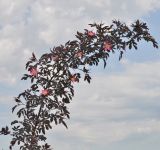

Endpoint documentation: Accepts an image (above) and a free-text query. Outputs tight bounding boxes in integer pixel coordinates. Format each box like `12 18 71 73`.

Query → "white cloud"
0 67 16 85
135 0 160 12
64 120 160 144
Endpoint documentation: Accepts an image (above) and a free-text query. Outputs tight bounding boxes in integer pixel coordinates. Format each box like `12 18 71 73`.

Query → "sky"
0 0 160 149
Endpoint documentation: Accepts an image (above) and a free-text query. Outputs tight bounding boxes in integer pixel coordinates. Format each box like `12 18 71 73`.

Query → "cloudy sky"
0 0 160 149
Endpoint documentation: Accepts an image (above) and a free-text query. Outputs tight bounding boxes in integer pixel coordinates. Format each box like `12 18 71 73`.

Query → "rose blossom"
41 89 49 96
103 41 112 51
87 31 95 37
30 68 38 77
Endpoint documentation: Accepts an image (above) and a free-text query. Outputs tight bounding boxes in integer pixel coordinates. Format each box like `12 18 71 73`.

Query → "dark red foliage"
0 20 158 149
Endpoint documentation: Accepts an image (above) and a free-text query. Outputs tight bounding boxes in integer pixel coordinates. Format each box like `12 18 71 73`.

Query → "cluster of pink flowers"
103 41 112 51
29 36 112 99
29 68 50 96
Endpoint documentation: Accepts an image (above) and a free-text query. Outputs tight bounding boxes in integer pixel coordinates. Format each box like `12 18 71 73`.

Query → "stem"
31 104 43 136
31 74 55 144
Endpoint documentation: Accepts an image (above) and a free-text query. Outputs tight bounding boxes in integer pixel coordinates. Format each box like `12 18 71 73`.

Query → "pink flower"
87 31 95 37
41 89 49 96
30 68 38 77
75 51 83 58
103 41 112 51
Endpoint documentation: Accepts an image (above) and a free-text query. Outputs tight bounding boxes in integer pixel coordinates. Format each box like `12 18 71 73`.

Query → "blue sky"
0 0 160 149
